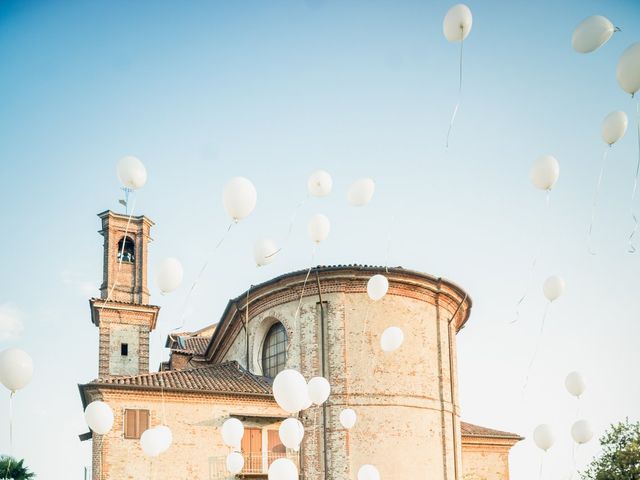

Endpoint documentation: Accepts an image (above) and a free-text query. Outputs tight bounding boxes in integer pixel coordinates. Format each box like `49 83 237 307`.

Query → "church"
78 210 522 480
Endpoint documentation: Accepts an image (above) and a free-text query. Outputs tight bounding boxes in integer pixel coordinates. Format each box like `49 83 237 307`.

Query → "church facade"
78 210 521 480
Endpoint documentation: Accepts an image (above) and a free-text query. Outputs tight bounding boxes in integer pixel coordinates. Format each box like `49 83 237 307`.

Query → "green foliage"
0 456 35 480
581 419 640 480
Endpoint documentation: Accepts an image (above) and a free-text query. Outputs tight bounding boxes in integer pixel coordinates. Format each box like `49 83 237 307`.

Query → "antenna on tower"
119 187 133 215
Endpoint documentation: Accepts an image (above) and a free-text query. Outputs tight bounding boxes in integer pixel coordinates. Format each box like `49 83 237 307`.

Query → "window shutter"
124 410 136 439
138 410 149 437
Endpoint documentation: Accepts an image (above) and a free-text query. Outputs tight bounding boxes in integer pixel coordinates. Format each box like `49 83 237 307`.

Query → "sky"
0 0 639 478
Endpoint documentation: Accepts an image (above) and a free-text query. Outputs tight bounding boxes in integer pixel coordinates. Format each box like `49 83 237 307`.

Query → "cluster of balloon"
221 418 245 474
154 257 184 295
221 417 244 449
84 401 114 435
307 376 331 405
254 238 279 267
367 274 389 301
530 155 560 194
380 326 404 353
339 408 357 429
116 156 148 191
565 371 586 400
273 369 311 414
358 464 381 480
533 423 555 454
615 43 640 251
588 111 630 253
572 16 618 54
0 348 33 395
308 214 331 245
226 451 244 475
542 275 565 304
571 419 594 445
347 178 375 207
223 176 258 223
308 170 333 197
443 3 472 148
268 457 298 480
279 418 305 451
140 425 173 457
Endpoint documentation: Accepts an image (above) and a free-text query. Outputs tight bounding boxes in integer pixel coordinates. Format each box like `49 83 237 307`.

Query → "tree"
0 456 35 480
581 418 640 480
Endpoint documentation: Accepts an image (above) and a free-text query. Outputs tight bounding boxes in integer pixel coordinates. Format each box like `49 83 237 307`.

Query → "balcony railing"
209 451 299 479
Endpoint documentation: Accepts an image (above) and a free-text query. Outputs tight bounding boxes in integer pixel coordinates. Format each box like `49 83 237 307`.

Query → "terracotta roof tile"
90 361 272 396
461 422 522 439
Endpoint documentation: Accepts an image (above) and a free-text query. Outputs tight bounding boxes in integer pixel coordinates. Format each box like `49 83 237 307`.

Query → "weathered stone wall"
89 389 283 480
461 440 513 480
219 273 465 480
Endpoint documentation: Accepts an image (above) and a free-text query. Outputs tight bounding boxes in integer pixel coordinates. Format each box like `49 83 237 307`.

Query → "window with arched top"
262 323 287 378
117 236 135 263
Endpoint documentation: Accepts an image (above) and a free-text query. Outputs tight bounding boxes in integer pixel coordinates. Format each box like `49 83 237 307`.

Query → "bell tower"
90 210 159 378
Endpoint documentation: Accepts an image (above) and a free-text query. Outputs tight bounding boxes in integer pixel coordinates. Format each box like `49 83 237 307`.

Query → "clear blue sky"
1 0 639 478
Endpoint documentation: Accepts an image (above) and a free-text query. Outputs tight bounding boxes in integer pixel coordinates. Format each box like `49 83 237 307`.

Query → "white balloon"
0 348 33 393
268 458 298 480
279 418 305 451
443 4 473 42
254 239 279 267
602 111 628 145
307 214 331 244
117 156 147 190
154 257 184 294
543 275 565 302
140 427 164 457
617 42 640 96
358 464 380 480
367 274 389 301
226 451 245 474
347 178 375 207
307 377 331 405
155 425 173 453
273 369 309 414
84 401 114 435
308 170 333 197
221 418 244 449
339 408 357 429
565 371 586 398
533 424 555 452
223 177 257 221
530 155 560 191
571 420 594 445
572 16 615 54
380 326 404 352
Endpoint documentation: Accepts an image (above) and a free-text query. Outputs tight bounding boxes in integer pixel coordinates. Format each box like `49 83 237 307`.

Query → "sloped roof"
84 361 272 396
169 336 211 355
461 422 523 440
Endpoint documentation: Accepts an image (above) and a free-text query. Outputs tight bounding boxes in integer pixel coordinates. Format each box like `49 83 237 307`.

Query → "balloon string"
445 29 464 149
512 192 552 324
171 221 235 332
522 302 550 393
384 215 395 274
265 195 309 259
587 146 612 255
288 245 317 356
538 454 545 480
99 196 137 316
9 391 13 454
628 100 640 253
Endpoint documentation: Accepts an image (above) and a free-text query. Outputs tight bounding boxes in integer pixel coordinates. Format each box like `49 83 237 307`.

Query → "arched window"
262 323 287 378
117 236 135 263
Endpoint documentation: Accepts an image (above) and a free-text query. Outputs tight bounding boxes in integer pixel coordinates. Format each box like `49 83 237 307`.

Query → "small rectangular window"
121 343 128 356
124 409 149 439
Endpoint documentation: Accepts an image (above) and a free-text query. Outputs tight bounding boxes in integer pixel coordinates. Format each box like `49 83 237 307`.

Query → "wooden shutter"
124 409 150 439
241 428 262 473
268 429 285 466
